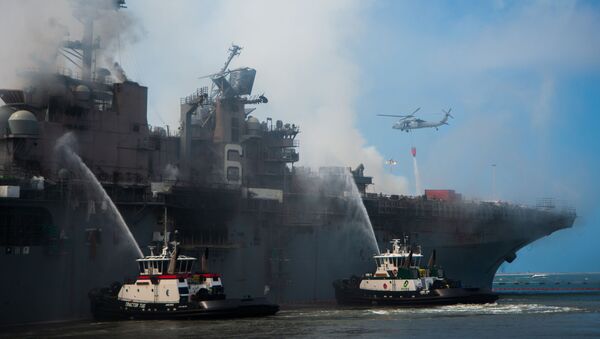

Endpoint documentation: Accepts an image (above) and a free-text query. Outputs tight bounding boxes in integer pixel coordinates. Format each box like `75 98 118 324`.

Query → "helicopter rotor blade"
377 114 412 118
411 107 421 115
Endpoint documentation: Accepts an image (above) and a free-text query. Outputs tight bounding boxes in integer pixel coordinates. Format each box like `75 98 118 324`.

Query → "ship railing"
369 193 576 220
181 87 209 105
533 197 576 216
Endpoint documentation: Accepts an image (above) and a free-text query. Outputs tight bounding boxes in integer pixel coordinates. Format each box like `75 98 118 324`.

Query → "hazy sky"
351 0 600 272
2 0 599 272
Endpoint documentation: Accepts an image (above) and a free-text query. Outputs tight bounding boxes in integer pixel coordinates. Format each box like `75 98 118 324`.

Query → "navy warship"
0 1 575 325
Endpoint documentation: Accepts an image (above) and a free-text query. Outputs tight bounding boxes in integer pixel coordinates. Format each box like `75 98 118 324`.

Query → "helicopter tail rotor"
443 108 454 119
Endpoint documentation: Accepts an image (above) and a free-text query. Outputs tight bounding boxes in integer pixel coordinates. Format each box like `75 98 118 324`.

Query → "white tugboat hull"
89 290 278 320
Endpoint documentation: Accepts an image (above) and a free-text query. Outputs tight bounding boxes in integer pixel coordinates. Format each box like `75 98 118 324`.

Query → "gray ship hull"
0 183 574 325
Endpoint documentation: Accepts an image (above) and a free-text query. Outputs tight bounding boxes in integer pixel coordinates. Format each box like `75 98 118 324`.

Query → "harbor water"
3 294 600 338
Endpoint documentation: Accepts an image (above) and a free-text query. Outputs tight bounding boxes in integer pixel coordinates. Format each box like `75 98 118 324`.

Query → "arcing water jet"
345 168 380 255
55 132 143 258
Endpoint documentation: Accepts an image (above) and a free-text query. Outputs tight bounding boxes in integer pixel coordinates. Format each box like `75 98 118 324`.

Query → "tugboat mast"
164 206 168 250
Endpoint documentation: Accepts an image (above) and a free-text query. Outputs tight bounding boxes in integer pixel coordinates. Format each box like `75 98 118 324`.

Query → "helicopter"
378 108 454 132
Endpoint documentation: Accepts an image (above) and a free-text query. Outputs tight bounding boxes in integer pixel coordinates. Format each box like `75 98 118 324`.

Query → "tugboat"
333 238 498 306
88 219 279 320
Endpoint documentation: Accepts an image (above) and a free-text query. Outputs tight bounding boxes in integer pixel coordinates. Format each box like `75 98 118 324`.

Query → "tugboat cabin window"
138 259 169 275
176 259 194 273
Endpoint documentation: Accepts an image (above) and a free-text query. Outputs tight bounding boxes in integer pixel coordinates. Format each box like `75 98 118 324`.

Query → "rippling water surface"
4 295 600 338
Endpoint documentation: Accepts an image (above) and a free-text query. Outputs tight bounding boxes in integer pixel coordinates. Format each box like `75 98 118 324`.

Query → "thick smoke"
0 0 143 89
127 0 410 194
0 1 71 87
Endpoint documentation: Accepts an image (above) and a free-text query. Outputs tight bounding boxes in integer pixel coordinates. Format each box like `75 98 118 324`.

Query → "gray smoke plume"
0 0 143 89
126 0 410 194
112 61 128 82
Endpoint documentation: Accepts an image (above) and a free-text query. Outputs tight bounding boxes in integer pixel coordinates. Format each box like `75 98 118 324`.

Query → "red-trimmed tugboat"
88 233 279 320
333 238 498 306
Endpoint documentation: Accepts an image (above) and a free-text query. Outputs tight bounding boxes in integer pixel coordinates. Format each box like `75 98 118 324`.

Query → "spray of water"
413 156 422 195
55 132 143 258
345 169 380 255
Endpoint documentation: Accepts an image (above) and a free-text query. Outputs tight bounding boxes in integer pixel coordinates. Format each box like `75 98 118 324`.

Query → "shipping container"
424 189 459 202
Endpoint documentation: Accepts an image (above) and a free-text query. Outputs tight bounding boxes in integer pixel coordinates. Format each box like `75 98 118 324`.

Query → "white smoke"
0 0 411 194
126 0 409 194
0 1 72 87
0 0 142 89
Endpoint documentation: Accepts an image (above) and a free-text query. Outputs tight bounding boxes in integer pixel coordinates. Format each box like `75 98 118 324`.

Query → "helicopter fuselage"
392 113 451 132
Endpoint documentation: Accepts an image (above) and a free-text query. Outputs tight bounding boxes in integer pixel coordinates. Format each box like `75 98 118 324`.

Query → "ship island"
0 1 576 325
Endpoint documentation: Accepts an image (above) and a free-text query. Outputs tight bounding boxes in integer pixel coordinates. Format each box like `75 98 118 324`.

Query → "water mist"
275 167 381 301
413 156 422 195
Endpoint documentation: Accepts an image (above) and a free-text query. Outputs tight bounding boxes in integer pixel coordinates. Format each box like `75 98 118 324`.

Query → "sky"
351 0 600 272
122 0 600 273
2 0 599 272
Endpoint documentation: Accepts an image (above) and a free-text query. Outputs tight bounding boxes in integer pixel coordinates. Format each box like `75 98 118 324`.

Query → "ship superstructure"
0 2 575 325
